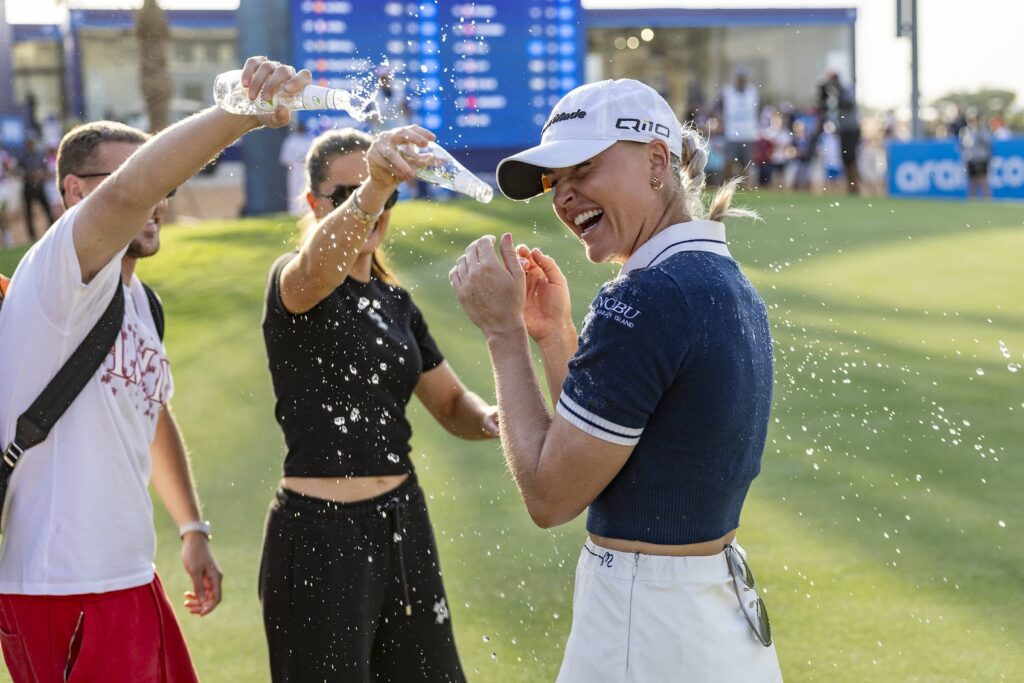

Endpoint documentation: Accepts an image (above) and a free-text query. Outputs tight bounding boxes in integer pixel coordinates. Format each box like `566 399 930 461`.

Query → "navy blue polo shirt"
556 220 773 545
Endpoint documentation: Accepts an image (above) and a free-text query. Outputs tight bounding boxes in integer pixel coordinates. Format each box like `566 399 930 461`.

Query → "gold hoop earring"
650 177 664 191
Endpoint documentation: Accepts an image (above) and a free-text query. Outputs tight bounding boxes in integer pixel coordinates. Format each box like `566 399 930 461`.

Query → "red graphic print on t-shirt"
102 321 171 418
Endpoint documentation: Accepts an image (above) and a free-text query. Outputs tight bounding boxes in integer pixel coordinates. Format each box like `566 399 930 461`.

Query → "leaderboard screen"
291 0 585 150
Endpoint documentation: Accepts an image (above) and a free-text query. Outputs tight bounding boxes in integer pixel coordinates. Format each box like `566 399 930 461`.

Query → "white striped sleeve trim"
556 394 643 447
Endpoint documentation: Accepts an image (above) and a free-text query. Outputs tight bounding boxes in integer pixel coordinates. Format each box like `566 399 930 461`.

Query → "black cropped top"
262 253 444 477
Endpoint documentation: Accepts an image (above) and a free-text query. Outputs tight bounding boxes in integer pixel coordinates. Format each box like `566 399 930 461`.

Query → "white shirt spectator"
0 205 173 594
279 130 313 217
721 84 759 143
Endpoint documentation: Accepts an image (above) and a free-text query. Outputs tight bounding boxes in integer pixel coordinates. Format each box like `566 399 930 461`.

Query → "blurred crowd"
687 67 1019 199
687 68 888 196
0 133 65 251
3 69 1021 251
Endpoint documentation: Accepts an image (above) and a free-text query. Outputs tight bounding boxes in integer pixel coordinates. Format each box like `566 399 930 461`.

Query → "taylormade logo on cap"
542 108 587 133
540 79 681 152
496 79 683 200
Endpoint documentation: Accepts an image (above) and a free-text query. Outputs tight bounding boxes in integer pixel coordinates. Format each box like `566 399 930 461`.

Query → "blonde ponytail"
672 124 760 223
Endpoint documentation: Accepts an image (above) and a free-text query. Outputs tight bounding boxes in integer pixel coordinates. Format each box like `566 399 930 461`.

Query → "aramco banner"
888 140 967 199
990 138 1024 200
888 138 1024 201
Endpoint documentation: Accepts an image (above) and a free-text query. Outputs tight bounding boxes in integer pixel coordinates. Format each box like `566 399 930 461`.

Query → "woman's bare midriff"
589 528 737 557
282 474 410 503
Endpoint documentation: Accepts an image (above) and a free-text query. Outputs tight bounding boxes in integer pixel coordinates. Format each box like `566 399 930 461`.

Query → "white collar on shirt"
618 220 732 278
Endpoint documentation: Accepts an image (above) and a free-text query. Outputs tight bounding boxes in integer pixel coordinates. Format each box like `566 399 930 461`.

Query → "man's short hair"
56 121 149 203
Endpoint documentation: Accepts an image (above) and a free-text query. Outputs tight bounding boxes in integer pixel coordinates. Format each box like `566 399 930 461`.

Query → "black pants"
21 182 54 241
258 474 466 683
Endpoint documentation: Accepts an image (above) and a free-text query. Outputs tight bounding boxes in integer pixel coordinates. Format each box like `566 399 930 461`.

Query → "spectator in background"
23 93 41 138
16 136 55 241
42 112 63 150
787 118 813 192
752 124 774 189
815 71 861 194
685 76 705 125
882 109 898 141
960 108 992 198
765 111 793 190
817 121 844 193
716 66 759 182
0 147 15 248
990 116 1012 141
43 144 64 222
704 116 726 187
279 119 314 216
946 105 967 140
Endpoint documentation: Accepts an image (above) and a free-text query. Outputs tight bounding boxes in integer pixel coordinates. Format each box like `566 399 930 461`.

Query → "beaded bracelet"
348 189 383 225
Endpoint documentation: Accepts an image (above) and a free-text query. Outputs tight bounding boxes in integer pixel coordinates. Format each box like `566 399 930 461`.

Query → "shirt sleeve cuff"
556 394 643 447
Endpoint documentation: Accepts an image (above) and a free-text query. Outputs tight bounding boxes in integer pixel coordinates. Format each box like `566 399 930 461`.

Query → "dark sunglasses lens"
384 190 399 210
329 186 357 208
728 548 755 588
756 599 772 645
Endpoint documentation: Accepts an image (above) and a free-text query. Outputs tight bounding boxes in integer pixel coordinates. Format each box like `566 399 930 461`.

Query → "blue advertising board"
887 140 967 200
0 115 25 149
990 138 1024 200
290 0 584 151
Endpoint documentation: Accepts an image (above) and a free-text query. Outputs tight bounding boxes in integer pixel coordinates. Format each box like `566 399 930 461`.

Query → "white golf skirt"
556 540 783 683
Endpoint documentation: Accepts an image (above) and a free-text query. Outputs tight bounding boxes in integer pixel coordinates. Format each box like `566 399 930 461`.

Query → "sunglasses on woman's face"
314 184 399 211
724 544 772 647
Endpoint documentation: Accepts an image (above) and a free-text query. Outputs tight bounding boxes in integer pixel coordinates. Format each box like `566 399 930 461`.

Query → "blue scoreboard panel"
291 0 584 151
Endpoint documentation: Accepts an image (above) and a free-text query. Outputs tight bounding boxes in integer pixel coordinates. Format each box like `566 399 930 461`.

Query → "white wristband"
179 520 212 540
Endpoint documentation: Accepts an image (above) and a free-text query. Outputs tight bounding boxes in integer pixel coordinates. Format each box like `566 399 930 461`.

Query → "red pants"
0 574 198 683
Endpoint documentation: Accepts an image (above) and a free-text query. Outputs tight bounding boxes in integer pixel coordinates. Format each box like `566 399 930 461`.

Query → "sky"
5 0 1021 112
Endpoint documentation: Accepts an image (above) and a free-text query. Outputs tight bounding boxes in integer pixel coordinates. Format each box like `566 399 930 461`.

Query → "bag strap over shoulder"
141 280 164 341
1 280 125 525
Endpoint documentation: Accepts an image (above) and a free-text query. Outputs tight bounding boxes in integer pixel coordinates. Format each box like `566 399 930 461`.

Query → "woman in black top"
259 126 497 682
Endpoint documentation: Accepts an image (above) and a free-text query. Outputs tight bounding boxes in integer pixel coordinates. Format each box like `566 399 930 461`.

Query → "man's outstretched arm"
73 57 309 281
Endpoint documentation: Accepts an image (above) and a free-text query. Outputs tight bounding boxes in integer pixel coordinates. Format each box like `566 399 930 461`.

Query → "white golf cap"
496 79 682 201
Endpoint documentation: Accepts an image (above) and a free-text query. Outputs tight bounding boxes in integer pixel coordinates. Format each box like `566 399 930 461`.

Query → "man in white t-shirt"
716 66 760 181
0 56 310 682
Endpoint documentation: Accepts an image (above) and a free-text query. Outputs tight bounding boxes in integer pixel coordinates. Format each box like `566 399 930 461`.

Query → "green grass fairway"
1 192 1021 682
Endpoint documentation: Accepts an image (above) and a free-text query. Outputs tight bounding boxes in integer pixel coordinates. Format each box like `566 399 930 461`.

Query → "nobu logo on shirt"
615 117 671 139
593 295 641 328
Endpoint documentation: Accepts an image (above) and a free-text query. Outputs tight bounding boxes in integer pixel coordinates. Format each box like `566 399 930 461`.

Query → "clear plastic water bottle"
397 142 493 204
213 69 380 122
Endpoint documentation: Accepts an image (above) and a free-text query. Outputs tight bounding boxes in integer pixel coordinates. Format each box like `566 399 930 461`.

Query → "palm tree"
57 0 171 132
133 0 172 132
